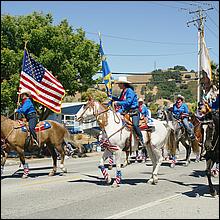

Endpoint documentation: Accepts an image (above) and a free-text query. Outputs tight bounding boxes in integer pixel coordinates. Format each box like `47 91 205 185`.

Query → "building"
47 102 99 134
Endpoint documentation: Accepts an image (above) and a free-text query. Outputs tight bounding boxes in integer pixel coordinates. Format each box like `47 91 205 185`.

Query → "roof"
61 102 86 108
61 104 83 115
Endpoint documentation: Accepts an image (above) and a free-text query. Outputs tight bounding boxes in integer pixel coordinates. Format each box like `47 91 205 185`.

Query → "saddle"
123 114 149 130
16 120 51 152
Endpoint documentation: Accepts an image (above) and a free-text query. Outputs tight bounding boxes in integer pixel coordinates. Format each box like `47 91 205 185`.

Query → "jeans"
132 112 143 143
182 117 195 138
27 113 38 141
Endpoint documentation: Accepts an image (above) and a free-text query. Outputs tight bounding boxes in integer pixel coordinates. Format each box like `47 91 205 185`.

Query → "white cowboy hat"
116 76 132 84
138 98 144 102
17 88 31 96
177 94 184 100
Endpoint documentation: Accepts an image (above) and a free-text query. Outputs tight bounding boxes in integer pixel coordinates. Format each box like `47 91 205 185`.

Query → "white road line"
105 194 181 219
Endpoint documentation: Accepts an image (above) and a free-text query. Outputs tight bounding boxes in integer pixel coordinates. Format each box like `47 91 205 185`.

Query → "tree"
1 12 101 119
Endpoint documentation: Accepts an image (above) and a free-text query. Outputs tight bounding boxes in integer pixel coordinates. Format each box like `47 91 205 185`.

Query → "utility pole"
187 6 213 103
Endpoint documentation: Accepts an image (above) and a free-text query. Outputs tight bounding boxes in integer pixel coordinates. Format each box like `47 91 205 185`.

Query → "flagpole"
197 29 201 104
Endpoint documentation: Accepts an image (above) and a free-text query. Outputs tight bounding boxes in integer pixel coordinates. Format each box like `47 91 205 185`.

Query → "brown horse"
189 113 206 160
1 115 73 178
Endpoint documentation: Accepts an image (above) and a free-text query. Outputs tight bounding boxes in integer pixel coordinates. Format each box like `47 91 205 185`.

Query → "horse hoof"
148 178 154 184
184 161 190 167
210 190 217 197
170 163 175 168
22 174 28 179
62 167 67 173
48 171 56 176
111 182 120 188
107 177 112 184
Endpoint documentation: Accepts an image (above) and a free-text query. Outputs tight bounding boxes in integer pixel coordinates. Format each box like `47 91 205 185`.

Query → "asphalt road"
1 147 219 219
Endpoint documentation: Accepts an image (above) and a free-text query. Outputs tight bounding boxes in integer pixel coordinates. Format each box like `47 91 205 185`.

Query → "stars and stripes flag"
18 49 65 113
99 40 113 98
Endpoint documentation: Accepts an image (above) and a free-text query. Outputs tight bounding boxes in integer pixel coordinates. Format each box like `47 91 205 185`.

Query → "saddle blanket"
18 121 51 132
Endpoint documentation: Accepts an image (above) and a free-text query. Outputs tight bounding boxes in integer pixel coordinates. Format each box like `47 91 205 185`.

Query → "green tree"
1 12 101 119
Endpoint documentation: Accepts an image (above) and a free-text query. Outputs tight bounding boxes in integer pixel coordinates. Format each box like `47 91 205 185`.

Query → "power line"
204 23 219 38
206 14 219 29
105 51 197 57
85 31 196 45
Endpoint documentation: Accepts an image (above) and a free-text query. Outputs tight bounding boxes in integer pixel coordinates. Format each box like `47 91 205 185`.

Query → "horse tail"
191 140 200 154
63 129 85 154
166 128 176 156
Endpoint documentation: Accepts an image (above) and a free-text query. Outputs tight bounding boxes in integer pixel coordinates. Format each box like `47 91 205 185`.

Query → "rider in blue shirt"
112 77 144 147
170 94 195 141
16 88 39 147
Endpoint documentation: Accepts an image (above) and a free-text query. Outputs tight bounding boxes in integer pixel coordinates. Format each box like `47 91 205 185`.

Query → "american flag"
18 49 65 113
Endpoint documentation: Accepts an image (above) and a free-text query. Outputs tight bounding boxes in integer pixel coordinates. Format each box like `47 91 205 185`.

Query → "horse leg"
146 145 157 184
108 154 113 170
181 139 191 166
47 145 58 176
1 150 8 176
112 149 122 188
150 147 163 184
206 159 217 197
17 151 29 178
98 149 112 184
56 143 67 173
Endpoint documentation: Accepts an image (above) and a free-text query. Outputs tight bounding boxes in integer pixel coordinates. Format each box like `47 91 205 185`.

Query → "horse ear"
88 95 94 102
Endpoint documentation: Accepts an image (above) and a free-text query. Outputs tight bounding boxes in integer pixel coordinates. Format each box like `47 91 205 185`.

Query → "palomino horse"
1 115 72 178
163 109 200 167
77 99 173 187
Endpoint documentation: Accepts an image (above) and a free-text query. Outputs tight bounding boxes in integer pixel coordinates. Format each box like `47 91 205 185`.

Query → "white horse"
77 99 173 187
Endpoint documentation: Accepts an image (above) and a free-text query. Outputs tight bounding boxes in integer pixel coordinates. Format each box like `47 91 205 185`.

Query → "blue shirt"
172 102 189 118
139 104 150 117
112 88 138 113
210 95 219 111
16 98 36 116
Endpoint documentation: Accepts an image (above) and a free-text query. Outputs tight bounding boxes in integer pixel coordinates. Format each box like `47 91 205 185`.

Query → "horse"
1 115 74 178
163 109 200 167
202 111 219 196
77 99 174 187
189 113 206 159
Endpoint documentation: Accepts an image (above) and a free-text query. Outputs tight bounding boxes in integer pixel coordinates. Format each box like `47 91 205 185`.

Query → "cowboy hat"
17 88 31 96
138 98 144 102
177 94 184 100
116 76 132 84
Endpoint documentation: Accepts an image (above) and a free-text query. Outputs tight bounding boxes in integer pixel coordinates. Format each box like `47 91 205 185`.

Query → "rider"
112 76 144 148
138 98 153 126
170 94 195 141
15 88 39 147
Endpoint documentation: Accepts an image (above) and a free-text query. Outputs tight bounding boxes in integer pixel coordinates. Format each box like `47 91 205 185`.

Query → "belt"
27 112 36 117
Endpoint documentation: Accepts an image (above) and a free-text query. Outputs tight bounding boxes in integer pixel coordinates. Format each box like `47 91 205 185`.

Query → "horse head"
76 99 107 124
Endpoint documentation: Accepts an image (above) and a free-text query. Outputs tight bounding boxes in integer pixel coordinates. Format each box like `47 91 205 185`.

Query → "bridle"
77 100 127 143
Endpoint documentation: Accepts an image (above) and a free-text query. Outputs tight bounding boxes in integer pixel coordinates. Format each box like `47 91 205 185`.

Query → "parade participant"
138 98 150 118
15 88 39 147
138 98 154 126
170 94 195 141
112 77 144 147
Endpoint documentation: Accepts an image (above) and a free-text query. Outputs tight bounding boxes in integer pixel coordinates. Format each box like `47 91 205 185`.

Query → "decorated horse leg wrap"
115 170 122 184
99 165 110 182
23 163 29 176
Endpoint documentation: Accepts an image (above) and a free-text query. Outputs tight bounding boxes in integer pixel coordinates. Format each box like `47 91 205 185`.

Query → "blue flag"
99 40 112 98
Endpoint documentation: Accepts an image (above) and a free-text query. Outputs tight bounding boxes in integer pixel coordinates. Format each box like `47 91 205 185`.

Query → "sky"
1 1 219 75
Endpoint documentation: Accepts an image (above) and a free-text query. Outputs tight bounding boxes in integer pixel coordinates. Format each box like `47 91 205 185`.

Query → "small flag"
99 40 112 98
